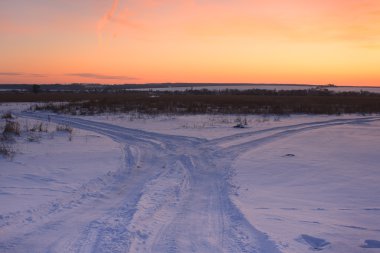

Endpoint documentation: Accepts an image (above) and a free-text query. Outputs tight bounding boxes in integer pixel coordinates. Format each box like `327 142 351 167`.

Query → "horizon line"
1 82 380 88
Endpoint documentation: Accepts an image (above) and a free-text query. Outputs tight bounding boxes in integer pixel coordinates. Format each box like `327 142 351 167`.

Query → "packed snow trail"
1 112 379 253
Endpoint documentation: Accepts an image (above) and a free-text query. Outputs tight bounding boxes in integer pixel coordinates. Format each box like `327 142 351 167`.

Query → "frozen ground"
0 105 379 253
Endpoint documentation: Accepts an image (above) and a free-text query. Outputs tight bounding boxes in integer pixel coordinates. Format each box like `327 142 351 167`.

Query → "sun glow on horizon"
0 0 379 86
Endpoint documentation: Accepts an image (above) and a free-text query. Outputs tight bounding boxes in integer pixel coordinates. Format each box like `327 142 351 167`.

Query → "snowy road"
1 112 380 253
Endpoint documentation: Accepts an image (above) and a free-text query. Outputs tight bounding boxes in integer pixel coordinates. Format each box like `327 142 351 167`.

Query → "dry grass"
1 89 380 115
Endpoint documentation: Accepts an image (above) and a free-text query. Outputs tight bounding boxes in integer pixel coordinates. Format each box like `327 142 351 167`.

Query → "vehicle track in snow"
1 112 379 253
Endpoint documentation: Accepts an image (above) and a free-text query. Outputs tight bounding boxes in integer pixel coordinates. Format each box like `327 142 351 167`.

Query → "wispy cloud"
0 72 22 76
67 73 137 80
97 0 145 43
182 1 380 49
96 0 190 41
97 0 120 37
0 72 46 77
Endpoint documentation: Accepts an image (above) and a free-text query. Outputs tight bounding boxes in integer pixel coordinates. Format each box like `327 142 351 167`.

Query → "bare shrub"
27 133 41 142
30 122 47 132
3 120 20 136
56 124 73 134
1 112 13 119
56 124 73 141
0 142 15 159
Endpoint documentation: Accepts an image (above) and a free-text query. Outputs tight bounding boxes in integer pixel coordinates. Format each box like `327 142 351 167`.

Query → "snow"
0 103 380 252
230 121 380 253
82 113 368 140
0 122 122 214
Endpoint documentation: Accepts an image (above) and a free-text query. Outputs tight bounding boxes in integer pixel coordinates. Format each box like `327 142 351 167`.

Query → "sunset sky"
0 0 379 86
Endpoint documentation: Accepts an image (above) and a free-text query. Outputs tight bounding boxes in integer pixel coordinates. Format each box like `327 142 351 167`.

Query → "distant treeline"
0 83 321 92
1 88 380 115
173 88 379 97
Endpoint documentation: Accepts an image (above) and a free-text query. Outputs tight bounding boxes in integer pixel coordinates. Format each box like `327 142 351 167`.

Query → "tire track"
206 116 380 148
4 112 379 252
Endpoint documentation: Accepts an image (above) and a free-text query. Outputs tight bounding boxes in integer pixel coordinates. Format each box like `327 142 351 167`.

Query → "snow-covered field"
1 104 379 253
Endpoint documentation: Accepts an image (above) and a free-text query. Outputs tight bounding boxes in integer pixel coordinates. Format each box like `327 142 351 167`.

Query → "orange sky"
0 0 379 86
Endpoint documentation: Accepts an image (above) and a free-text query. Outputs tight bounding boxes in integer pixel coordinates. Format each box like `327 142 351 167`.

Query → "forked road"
1 113 380 253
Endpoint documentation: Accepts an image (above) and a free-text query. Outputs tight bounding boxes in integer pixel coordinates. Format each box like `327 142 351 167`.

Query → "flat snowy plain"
0 103 379 253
